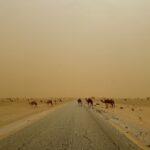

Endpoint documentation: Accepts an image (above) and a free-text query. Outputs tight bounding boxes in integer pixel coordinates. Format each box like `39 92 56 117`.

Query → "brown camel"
29 101 38 107
46 100 53 106
86 98 93 107
77 99 82 106
101 99 115 108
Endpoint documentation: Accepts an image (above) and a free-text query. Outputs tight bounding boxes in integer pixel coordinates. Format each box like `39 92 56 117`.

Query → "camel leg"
106 103 108 109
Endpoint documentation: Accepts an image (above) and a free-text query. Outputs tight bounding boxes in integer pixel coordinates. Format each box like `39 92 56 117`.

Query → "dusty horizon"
0 0 150 98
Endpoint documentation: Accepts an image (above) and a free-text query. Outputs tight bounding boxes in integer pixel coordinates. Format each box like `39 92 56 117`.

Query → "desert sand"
0 97 150 149
0 97 71 128
94 98 150 149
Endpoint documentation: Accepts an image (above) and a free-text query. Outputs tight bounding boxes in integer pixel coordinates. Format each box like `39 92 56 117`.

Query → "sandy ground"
0 98 72 138
93 98 150 149
0 102 139 150
0 97 149 149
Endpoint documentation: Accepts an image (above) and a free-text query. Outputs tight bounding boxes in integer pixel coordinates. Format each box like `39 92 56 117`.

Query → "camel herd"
4 97 115 109
77 98 115 109
28 98 63 107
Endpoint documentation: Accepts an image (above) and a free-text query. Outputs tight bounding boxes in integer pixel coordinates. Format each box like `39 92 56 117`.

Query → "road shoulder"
0 103 68 140
87 107 147 150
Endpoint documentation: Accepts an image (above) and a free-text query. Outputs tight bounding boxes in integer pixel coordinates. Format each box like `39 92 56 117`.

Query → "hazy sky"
0 0 150 98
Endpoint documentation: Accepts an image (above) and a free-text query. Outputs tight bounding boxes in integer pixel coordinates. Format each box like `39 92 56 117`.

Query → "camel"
46 100 53 106
29 101 38 107
7 98 14 102
86 98 93 107
77 99 82 106
147 97 150 100
101 99 115 108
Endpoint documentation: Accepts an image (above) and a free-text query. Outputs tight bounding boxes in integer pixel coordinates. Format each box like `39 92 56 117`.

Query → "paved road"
0 102 121 150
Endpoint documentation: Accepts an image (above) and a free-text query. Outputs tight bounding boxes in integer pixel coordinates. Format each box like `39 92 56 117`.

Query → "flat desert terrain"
0 100 141 150
0 97 149 150
94 97 150 148
0 98 71 128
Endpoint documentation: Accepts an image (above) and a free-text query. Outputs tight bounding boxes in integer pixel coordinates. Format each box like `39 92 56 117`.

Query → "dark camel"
86 98 93 107
46 100 53 106
77 99 82 106
101 99 115 108
29 101 38 107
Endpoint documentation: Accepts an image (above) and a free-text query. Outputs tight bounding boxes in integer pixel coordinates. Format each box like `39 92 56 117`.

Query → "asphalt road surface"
0 102 130 150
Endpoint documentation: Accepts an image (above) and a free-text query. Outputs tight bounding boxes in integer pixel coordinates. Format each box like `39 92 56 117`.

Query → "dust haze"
0 0 150 98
